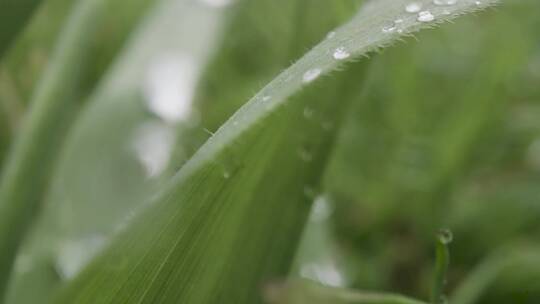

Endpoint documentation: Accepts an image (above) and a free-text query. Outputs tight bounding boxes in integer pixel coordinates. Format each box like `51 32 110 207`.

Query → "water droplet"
437 229 453 245
475 1 481 5
382 22 397 33
223 170 231 179
417 10 435 22
395 18 404 23
326 31 336 39
302 68 322 83
433 0 457 5
333 47 350 60
262 95 271 102
405 2 422 13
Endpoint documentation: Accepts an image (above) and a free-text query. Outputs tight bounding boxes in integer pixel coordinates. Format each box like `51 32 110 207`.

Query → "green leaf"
0 0 75 110
50 1 499 303
3 0 231 302
323 3 537 292
0 0 43 58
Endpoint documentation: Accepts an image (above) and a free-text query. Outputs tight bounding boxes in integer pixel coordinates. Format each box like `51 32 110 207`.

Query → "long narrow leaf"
53 1 498 303
0 0 155 299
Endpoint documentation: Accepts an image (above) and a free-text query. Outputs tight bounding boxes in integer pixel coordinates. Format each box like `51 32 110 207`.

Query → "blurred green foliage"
0 0 539 303
319 1 540 303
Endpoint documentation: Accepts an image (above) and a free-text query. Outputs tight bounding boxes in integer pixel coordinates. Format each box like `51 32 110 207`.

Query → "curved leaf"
52 0 498 303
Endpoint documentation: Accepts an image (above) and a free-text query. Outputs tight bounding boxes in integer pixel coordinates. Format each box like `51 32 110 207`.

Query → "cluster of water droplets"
381 0 480 35
254 0 489 174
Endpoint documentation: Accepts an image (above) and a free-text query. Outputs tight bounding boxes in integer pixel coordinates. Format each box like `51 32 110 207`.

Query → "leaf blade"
52 1 499 303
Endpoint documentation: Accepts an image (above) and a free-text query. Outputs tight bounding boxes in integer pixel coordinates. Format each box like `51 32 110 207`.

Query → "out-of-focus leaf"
0 0 156 299
0 0 43 58
50 1 498 303
3 0 230 302
323 2 536 294
0 1 108 297
0 111 8 165
0 0 74 109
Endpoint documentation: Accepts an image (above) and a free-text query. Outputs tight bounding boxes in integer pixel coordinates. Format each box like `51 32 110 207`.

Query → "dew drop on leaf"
382 22 397 33
302 68 322 83
437 229 454 245
417 10 435 22
333 47 350 60
326 31 336 39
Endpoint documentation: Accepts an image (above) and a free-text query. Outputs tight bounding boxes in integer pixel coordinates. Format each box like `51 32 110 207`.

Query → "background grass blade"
2 0 230 302
0 1 106 297
0 0 155 300
322 1 538 296
0 0 43 58
49 1 498 303
0 0 75 164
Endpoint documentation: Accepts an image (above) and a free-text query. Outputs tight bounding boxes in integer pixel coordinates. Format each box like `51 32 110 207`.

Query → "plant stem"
431 229 452 304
